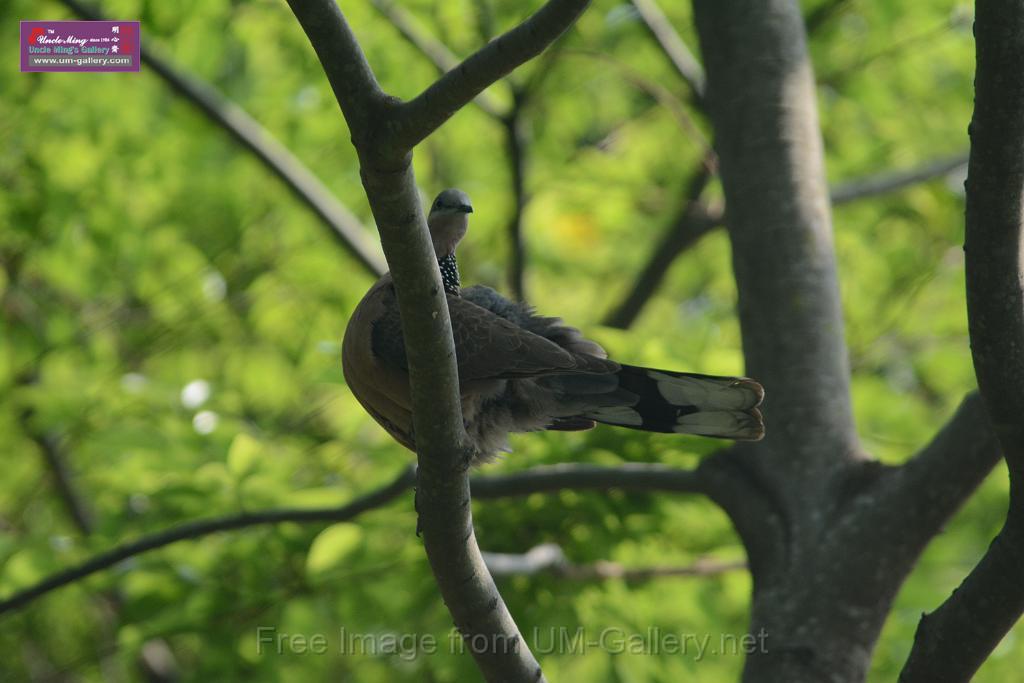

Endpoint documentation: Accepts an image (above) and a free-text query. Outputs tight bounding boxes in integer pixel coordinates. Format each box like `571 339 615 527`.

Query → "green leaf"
226 432 263 478
305 523 363 581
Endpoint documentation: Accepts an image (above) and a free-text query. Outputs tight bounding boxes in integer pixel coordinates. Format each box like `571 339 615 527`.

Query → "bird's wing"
343 276 417 448
462 285 610 359
449 294 618 380
369 283 617 382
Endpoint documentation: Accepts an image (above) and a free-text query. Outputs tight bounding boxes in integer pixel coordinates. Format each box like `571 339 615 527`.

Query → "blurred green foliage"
0 0 1018 681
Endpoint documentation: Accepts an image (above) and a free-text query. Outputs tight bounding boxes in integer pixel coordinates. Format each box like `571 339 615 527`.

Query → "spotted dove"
342 189 765 465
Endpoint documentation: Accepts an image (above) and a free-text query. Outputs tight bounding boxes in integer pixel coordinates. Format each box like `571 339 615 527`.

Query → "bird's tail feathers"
578 365 765 441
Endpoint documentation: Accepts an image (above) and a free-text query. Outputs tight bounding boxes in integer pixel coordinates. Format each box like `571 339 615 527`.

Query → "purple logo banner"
21 20 140 73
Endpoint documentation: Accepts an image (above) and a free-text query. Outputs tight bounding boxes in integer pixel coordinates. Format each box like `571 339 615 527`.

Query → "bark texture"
692 2 1004 681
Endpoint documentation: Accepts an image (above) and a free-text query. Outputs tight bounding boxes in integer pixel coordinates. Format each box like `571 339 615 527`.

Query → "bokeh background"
1 0 1019 680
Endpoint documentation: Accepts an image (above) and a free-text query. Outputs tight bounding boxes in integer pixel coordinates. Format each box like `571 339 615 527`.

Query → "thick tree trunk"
691 2 1007 682
691 2 896 681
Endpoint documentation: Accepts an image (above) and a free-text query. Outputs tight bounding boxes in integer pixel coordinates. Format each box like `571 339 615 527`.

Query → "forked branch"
284 4 589 679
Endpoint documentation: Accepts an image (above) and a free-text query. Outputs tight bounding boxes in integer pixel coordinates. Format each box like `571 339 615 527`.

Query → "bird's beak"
459 204 474 214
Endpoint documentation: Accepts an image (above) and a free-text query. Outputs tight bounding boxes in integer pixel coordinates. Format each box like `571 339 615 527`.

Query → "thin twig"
24 424 94 536
601 204 719 329
483 543 745 580
602 160 718 329
629 0 706 101
472 462 705 498
17 369 179 679
0 466 416 617
503 101 530 300
0 461 705 618
502 49 566 301
830 153 968 204
603 151 968 329
804 0 855 35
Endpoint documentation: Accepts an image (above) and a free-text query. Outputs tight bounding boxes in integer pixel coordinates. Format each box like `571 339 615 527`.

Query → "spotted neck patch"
439 253 460 294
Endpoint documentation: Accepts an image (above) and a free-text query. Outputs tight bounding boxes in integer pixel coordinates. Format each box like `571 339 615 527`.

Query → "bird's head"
427 188 473 258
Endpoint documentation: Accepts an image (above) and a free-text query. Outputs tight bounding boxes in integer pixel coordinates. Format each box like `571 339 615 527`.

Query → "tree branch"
471 462 705 498
503 52 565 301
504 103 530 300
483 543 744 580
379 3 713 312
804 0 854 35
394 0 590 150
17 369 179 680
875 394 1000 549
287 3 590 678
23 424 94 537
57 0 387 278
629 0 706 101
0 466 416 618
829 153 968 205
0 462 703 618
603 148 966 329
602 204 719 329
832 394 1001 616
900 1 1024 677
367 0 562 300
603 160 718 328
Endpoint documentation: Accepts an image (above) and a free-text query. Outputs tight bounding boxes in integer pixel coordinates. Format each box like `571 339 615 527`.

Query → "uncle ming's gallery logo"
21 20 140 73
